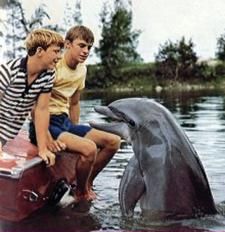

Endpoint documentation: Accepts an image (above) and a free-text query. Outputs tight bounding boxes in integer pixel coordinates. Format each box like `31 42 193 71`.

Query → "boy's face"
66 38 93 63
38 44 62 70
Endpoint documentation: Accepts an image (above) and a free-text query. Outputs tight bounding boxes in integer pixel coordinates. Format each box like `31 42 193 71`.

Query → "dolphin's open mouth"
89 105 132 141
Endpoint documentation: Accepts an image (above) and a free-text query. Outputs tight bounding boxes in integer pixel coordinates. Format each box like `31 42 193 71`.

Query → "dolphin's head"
90 98 166 143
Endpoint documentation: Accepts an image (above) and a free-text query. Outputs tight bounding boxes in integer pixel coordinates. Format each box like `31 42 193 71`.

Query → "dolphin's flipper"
119 155 145 217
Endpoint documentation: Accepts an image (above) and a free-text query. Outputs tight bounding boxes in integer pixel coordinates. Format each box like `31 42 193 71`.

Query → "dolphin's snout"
94 105 121 120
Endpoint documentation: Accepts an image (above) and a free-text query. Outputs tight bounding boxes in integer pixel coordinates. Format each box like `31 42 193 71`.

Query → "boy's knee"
82 141 97 163
106 134 121 151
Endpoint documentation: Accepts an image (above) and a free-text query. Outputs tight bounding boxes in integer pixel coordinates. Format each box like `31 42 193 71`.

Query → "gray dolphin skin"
90 98 218 220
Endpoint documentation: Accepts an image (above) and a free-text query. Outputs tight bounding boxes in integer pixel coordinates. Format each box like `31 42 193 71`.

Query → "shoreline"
85 80 225 94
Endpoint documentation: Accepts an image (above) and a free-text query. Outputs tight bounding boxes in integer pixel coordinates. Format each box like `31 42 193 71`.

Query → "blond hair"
25 28 64 56
65 25 94 44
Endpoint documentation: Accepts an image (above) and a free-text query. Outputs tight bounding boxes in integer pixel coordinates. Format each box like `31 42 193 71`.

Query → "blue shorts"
29 113 92 145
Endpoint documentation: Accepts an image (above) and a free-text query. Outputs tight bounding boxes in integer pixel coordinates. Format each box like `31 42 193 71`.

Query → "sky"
1 0 225 63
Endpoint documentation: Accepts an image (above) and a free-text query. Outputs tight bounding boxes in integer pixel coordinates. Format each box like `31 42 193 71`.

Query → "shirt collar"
19 56 28 72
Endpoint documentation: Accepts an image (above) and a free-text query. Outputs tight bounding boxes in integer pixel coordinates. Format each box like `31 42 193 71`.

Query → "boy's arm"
34 92 55 166
0 63 11 154
69 90 82 124
31 106 66 153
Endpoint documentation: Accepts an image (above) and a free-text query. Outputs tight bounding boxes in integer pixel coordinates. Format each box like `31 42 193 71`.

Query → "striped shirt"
0 56 55 142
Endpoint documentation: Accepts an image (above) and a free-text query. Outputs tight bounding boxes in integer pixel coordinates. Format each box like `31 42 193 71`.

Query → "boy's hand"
38 149 56 166
47 139 66 153
47 131 66 153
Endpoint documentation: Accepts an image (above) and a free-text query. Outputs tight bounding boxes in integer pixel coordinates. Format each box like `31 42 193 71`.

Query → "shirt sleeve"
77 66 87 91
0 63 11 95
41 70 55 93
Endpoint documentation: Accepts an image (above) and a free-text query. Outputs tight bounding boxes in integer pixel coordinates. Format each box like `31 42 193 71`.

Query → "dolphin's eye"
128 119 136 128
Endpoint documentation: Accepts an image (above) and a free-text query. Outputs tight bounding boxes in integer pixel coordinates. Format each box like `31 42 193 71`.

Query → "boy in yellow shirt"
30 26 121 202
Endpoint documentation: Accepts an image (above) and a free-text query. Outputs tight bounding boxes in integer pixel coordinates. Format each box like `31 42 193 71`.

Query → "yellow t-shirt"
49 56 87 115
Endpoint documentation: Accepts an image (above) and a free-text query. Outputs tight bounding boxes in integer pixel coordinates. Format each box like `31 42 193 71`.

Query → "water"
1 89 225 231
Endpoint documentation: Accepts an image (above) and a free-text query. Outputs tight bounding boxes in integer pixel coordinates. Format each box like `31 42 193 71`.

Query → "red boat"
0 130 78 222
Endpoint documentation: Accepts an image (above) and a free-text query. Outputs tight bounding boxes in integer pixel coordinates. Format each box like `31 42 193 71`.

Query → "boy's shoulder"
3 58 22 71
77 63 87 71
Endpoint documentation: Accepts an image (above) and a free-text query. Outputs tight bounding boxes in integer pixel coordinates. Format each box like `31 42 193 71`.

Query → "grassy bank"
86 61 225 92
99 78 225 93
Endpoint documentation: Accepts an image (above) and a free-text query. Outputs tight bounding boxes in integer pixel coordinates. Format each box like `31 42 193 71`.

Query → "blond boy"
0 29 64 165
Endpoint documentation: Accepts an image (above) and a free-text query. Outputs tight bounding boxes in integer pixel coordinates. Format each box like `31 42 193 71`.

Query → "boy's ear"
64 40 71 49
36 47 44 55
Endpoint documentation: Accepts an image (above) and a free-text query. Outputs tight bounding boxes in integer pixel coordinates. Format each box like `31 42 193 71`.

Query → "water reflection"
1 89 225 231
0 205 102 232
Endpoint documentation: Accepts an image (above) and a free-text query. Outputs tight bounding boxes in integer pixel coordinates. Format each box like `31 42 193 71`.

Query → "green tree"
4 0 50 59
0 0 9 8
154 37 198 81
95 0 142 86
63 0 82 29
216 31 225 61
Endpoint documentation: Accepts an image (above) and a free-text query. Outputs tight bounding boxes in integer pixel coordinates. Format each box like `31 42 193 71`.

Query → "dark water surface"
1 89 225 231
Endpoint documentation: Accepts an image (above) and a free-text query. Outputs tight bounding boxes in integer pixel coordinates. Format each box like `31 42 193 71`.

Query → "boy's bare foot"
74 190 94 203
88 188 97 200
72 198 92 214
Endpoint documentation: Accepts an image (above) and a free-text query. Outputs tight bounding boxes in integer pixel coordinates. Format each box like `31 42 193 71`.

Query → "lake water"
1 89 225 232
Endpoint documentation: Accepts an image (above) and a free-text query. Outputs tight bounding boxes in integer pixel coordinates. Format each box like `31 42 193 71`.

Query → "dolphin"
90 98 218 219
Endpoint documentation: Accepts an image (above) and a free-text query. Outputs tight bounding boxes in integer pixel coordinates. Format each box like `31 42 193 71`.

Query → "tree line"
1 0 225 89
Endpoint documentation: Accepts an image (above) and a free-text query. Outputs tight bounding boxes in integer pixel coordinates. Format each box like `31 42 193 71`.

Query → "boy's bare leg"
85 129 121 188
58 132 97 201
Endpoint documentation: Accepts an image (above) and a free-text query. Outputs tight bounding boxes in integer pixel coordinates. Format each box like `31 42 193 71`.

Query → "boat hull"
0 131 78 221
